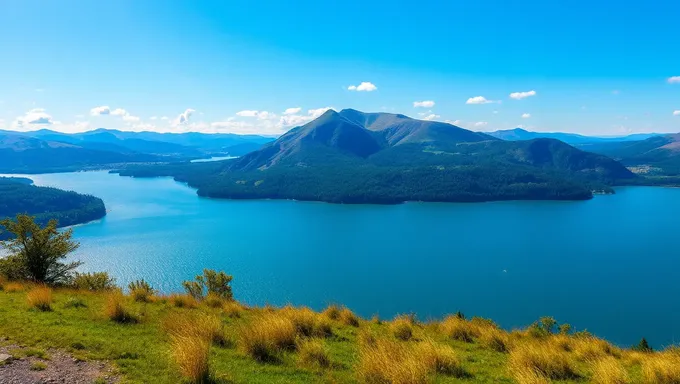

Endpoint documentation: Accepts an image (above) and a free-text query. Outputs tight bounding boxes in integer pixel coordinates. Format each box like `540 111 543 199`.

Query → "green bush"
182 269 233 300
128 279 155 302
72 272 116 291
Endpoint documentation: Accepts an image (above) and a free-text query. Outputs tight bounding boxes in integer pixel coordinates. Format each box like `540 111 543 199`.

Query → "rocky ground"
0 345 117 384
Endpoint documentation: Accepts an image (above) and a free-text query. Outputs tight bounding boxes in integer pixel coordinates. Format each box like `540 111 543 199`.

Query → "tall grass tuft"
416 340 467 377
170 335 211 384
297 338 331 369
281 306 332 338
104 292 138 323
508 342 579 381
390 315 415 341
3 282 25 293
339 307 360 327
222 301 244 318
164 312 227 347
441 315 479 343
203 293 224 309
239 314 297 362
128 279 155 302
169 294 198 309
479 326 511 353
26 285 52 311
641 352 680 383
73 272 116 291
322 304 341 321
356 337 429 384
591 356 630 384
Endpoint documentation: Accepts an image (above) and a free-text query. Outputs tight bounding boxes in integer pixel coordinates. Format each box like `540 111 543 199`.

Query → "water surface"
12 171 680 347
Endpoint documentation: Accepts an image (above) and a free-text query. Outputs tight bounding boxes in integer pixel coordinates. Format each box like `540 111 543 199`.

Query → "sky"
1 0 680 136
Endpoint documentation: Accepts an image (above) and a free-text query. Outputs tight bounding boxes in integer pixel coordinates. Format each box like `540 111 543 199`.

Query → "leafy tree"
558 323 572 335
182 269 233 300
539 316 557 334
632 337 653 352
0 214 80 284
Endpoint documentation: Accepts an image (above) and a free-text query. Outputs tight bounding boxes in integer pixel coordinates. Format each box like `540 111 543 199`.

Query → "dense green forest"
0 177 106 239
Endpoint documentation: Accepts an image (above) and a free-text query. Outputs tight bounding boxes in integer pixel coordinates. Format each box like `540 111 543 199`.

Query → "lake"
8 171 680 347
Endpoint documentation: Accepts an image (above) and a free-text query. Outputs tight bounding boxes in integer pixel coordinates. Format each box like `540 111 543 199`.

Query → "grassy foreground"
0 281 678 383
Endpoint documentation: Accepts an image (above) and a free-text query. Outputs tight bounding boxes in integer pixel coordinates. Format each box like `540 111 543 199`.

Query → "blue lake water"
9 171 680 347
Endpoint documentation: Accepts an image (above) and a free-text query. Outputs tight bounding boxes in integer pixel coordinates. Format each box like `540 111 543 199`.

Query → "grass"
26 285 53 311
0 282 665 383
30 361 48 371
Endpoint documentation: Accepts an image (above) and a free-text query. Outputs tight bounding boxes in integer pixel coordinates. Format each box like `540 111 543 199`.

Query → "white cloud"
308 107 334 118
413 100 435 108
509 90 537 100
422 114 440 121
445 119 463 126
257 111 276 120
236 110 259 117
474 121 488 127
522 113 531 118
347 81 377 92
150 116 158 120
668 76 680 84
122 114 140 122
90 106 111 116
111 108 127 116
674 110 680 116
283 107 302 115
175 108 195 125
466 96 495 104
161 116 169 120
74 121 90 131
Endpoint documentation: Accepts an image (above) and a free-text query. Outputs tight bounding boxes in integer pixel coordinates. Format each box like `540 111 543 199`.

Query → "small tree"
0 215 80 284
632 337 653 353
539 316 557 334
182 269 233 300
558 323 572 335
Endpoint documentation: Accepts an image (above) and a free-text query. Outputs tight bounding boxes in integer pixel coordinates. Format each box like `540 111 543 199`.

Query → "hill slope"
580 134 680 176
118 110 636 204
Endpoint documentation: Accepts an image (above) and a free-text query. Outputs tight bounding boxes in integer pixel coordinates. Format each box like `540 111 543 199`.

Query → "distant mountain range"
488 128 660 144
118 110 643 204
0 129 272 173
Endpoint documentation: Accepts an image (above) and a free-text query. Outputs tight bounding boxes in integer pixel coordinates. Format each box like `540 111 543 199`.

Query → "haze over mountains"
488 128 660 144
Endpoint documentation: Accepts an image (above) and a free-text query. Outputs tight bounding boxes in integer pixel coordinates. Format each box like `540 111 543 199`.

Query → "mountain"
0 132 166 173
488 128 659 144
0 177 106 239
580 134 680 175
118 110 637 204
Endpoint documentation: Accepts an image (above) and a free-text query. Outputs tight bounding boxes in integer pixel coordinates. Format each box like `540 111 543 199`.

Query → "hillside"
0 177 106 238
580 134 680 176
118 110 637 204
0 274 672 384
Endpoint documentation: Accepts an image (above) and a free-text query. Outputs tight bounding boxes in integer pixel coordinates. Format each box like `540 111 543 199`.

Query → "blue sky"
1 0 679 136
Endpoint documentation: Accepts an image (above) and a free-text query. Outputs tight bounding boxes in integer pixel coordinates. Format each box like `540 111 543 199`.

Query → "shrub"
390 316 414 341
128 279 155 302
73 272 116 291
170 335 211 383
591 356 630 384
238 314 297 362
641 352 680 383
356 337 429 384
26 285 53 311
298 338 331 368
508 342 579 381
633 337 653 353
63 296 87 309
182 269 233 301
104 292 137 323
169 294 198 309
416 340 467 377
339 307 360 327
441 316 478 343
322 304 341 321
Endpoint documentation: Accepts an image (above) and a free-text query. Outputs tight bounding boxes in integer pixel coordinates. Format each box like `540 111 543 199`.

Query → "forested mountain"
489 128 659 144
0 177 106 239
580 134 680 175
117 110 639 204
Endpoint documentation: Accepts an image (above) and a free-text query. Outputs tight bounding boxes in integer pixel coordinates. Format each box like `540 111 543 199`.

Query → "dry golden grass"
104 292 138 323
3 282 25 293
163 312 227 347
641 352 680 383
511 365 550 384
440 316 479 343
169 294 198 309
508 341 579 381
356 337 430 384
571 336 619 362
130 288 154 303
203 293 224 309
281 306 333 338
297 338 331 369
390 315 414 341
222 301 244 318
170 335 211 383
415 340 467 377
591 356 630 384
26 285 52 311
478 326 511 353
338 307 360 327
238 314 297 361
322 304 341 321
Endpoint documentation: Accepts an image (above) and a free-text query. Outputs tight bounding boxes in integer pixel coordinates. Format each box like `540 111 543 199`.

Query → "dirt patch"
0 345 118 384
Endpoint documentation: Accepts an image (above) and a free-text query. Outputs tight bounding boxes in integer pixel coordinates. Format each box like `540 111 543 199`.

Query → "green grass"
0 287 655 384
